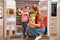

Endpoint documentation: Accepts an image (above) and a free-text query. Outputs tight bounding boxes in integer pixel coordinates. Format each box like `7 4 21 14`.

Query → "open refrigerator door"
4 0 16 38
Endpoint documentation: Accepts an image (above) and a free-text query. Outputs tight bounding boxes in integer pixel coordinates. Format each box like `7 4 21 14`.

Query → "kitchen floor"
0 27 57 40
0 21 57 40
5 35 57 40
5 36 49 40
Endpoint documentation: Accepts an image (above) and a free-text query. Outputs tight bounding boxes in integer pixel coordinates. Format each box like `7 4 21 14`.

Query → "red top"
35 13 39 24
43 16 47 26
39 20 45 28
35 13 45 28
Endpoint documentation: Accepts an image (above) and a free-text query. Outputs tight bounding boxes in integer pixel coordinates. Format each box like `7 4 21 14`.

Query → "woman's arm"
30 22 40 27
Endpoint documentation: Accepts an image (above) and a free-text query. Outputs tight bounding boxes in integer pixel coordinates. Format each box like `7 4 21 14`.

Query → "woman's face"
30 8 35 13
33 4 37 7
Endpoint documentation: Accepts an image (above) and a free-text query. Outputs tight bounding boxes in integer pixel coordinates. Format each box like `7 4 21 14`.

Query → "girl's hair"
25 6 28 8
25 6 30 9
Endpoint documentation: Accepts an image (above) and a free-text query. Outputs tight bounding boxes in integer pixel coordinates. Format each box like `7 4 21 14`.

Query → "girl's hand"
18 12 22 16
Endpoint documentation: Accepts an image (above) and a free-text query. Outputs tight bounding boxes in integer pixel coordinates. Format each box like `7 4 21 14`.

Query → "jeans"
26 27 45 36
22 22 28 36
44 26 47 35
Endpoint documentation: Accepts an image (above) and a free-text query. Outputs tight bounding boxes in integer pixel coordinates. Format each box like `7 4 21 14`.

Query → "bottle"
7 30 9 35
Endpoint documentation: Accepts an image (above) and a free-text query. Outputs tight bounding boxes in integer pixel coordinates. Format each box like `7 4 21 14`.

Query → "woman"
27 5 45 40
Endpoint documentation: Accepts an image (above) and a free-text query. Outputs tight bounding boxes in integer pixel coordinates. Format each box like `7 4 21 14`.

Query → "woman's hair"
31 4 44 22
31 5 39 13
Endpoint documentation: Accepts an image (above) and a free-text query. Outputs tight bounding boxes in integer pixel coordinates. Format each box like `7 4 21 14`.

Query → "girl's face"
23 8 26 12
25 7 29 12
26 7 29 10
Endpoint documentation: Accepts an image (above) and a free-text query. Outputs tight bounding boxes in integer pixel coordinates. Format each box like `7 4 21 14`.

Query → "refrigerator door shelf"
7 18 16 23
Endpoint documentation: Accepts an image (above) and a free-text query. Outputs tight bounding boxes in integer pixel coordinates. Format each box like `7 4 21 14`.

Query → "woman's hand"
30 22 40 27
28 22 35 28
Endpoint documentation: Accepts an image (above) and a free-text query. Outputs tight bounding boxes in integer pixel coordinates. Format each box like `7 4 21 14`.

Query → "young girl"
22 6 29 37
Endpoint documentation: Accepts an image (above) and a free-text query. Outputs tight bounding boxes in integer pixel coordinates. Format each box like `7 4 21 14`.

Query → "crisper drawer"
50 26 57 35
50 17 57 35
51 17 56 26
